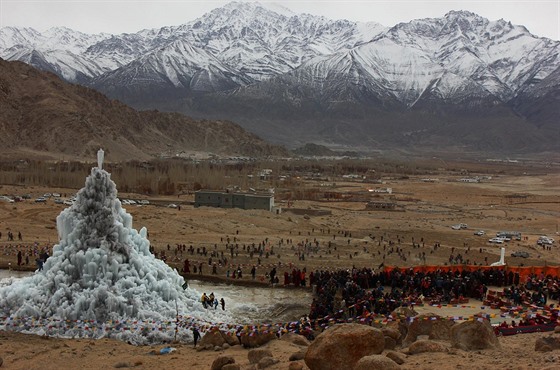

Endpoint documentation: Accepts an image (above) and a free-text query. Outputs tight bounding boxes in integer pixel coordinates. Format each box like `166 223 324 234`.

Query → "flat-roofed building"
194 190 274 211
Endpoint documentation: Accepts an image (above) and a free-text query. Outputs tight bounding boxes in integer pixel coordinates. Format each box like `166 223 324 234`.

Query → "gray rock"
382 327 402 342
408 340 448 354
391 306 417 319
257 356 279 369
385 350 406 365
221 364 241 370
384 336 397 350
354 355 401 370
200 330 226 347
248 348 273 364
450 319 501 351
240 332 277 348
403 313 449 346
288 362 304 370
289 350 306 361
279 332 311 346
211 355 235 370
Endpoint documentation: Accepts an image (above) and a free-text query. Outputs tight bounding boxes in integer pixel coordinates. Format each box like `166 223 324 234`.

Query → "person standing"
220 298 225 310
192 327 201 347
17 250 22 266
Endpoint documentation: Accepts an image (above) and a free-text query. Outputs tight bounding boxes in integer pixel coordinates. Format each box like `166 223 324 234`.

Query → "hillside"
0 59 288 161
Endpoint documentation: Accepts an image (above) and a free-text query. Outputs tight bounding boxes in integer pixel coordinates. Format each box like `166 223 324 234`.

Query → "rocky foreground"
3 308 560 370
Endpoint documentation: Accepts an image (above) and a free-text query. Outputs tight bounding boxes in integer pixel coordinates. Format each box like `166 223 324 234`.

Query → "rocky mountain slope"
1 2 558 154
0 59 287 161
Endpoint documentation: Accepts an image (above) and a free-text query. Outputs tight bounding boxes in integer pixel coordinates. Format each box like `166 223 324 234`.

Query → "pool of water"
0 270 312 324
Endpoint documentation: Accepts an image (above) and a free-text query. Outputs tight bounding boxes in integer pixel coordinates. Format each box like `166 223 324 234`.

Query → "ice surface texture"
0 166 232 343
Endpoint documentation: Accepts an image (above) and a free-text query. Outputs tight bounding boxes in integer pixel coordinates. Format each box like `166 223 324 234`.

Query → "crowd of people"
4 226 559 331
307 266 560 322
1 242 52 270
200 292 225 310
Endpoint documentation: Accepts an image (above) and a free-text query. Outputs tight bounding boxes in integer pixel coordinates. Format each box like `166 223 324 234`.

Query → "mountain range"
1 1 558 155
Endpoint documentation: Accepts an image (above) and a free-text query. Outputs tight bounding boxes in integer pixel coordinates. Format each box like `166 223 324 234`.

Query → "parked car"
538 236 555 245
34 197 47 203
488 237 505 244
0 196 14 203
474 230 486 236
167 203 178 208
54 198 64 204
511 251 530 258
138 200 150 205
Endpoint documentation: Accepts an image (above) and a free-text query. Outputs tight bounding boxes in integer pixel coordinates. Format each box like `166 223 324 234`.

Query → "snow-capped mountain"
94 38 253 104
0 2 558 153
0 26 112 81
268 10 560 107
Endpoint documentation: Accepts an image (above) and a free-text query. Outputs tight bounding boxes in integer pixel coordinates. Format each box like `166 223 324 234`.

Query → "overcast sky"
1 0 558 40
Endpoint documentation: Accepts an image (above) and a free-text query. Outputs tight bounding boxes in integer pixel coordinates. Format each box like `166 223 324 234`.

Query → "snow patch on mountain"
0 3 558 109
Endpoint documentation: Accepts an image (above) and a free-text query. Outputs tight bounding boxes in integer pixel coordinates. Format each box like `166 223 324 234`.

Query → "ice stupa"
0 150 231 343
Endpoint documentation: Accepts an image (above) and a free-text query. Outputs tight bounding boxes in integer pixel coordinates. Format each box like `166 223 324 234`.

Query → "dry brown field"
1 159 559 370
1 161 558 275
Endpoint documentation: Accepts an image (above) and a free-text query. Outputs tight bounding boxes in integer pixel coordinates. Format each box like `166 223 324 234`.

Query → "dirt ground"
1 327 560 370
0 165 559 369
1 170 558 273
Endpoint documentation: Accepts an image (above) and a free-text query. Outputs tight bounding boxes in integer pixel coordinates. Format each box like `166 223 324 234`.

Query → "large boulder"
384 336 397 350
385 351 406 365
201 329 239 347
408 340 448 354
221 365 241 370
535 335 560 352
382 327 402 342
353 355 401 370
248 348 273 364
402 313 443 346
211 355 236 370
280 332 311 346
258 357 279 369
450 319 501 351
391 306 417 319
428 319 454 341
289 350 306 361
200 330 227 347
240 332 277 348
386 320 408 341
383 326 402 349
304 324 385 370
288 362 304 370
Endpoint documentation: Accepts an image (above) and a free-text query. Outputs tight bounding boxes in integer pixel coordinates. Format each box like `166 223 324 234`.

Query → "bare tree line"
0 156 500 197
